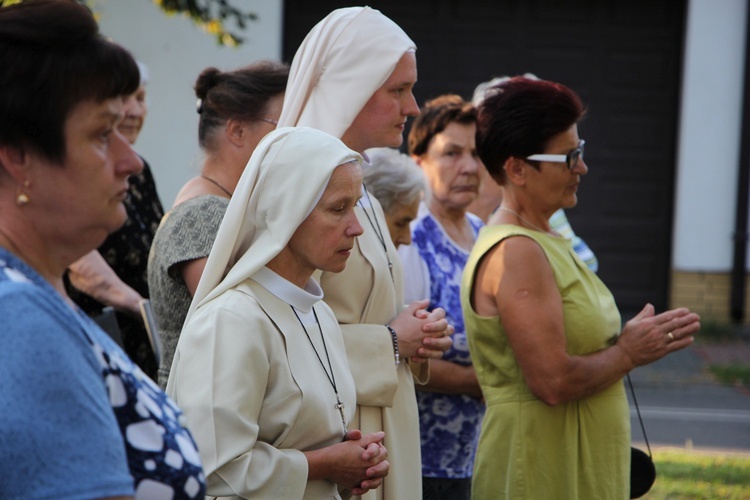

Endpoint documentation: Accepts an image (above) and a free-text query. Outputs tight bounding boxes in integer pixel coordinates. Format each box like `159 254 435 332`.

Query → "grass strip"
644 449 750 499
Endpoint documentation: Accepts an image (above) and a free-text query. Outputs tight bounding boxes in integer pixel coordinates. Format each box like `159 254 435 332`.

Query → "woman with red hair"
463 77 700 498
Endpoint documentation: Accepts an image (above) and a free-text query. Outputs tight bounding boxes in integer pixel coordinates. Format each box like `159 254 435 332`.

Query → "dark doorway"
283 0 687 316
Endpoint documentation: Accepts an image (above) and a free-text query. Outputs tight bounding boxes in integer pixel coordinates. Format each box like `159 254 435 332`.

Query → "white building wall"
97 0 284 207
674 0 748 271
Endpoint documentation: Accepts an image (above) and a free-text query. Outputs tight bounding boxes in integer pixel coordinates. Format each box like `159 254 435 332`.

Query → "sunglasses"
526 139 585 170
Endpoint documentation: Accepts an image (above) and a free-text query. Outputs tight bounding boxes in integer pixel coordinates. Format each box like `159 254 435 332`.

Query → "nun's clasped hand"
345 429 390 495
389 299 453 363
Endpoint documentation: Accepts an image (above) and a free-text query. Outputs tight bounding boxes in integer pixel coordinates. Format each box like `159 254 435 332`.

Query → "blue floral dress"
400 205 485 479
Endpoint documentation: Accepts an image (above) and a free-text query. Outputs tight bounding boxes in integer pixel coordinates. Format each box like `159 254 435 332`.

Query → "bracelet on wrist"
385 324 400 365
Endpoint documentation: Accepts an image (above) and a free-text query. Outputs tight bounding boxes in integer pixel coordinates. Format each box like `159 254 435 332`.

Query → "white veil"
185 126 361 320
277 6 416 136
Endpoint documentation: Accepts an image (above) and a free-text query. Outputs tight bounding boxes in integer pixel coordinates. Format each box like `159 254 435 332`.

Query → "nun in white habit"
278 7 454 500
167 127 390 499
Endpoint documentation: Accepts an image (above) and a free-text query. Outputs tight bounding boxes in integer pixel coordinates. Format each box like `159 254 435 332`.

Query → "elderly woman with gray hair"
363 147 425 248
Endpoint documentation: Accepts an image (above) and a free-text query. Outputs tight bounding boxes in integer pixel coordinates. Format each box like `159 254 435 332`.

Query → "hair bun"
194 67 222 99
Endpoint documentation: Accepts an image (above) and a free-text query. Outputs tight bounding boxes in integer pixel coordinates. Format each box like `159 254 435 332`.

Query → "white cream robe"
167 127 364 498
279 7 426 500
169 278 356 498
314 200 426 500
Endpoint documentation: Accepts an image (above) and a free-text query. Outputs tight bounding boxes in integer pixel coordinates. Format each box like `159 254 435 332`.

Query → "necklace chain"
359 184 394 283
291 306 347 434
200 175 232 197
498 207 554 235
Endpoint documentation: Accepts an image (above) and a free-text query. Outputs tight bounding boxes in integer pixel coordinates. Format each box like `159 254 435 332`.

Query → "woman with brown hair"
401 95 484 499
148 61 288 387
0 1 205 497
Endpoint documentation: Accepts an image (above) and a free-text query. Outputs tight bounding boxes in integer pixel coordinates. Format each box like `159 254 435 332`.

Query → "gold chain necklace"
498 207 555 235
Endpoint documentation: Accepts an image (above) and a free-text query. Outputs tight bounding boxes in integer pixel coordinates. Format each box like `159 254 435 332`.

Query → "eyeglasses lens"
567 143 584 170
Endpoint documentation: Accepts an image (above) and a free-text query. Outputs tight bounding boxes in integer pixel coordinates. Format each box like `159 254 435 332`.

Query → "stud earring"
16 180 30 206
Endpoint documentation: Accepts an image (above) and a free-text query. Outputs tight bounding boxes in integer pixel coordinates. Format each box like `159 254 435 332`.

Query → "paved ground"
693 341 750 369
627 338 750 455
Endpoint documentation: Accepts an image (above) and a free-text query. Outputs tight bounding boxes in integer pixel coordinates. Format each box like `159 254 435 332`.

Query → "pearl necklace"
498 207 557 236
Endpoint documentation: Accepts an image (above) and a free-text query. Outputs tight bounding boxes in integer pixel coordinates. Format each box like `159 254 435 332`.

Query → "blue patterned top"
400 205 486 478
0 248 205 499
549 208 598 272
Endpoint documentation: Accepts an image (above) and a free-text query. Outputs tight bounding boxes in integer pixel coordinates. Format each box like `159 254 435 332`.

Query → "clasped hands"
305 430 388 494
342 430 389 495
390 298 454 363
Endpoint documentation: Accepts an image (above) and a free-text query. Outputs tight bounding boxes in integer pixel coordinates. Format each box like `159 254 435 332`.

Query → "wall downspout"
730 3 750 324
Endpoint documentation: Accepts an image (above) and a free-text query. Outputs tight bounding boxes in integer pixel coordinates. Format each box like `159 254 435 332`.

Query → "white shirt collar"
251 266 323 313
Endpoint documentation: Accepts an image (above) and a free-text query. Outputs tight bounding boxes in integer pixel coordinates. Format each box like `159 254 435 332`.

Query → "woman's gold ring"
667 332 675 342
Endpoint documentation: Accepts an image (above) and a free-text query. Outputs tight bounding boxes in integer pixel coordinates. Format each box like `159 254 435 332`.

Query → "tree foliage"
153 0 257 47
0 0 256 47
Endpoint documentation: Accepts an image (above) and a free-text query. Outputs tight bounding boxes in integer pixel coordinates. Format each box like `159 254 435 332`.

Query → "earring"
16 180 30 206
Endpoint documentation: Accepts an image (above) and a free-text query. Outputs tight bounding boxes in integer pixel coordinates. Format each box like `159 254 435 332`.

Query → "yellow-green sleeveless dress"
461 225 630 500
